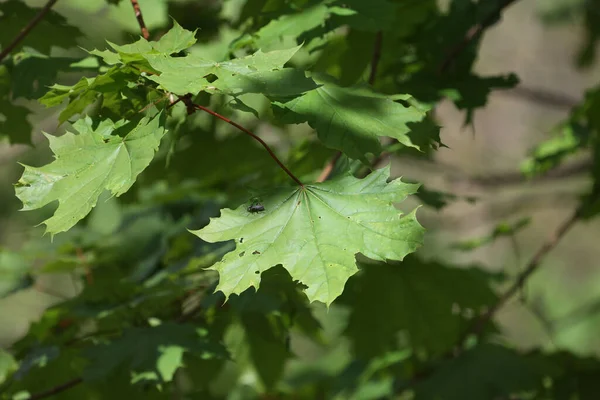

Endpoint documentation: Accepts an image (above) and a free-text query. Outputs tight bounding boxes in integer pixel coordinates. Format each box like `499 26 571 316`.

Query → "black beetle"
248 203 265 213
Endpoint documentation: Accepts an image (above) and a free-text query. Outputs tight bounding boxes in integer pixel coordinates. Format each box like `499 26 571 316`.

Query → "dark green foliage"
1 0 599 399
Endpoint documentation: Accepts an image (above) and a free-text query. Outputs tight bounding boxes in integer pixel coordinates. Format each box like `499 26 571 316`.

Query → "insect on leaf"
191 166 424 305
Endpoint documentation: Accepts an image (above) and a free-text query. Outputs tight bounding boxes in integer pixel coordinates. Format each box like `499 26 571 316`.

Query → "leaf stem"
129 0 150 40
190 102 304 187
0 0 59 63
316 151 342 183
368 31 383 86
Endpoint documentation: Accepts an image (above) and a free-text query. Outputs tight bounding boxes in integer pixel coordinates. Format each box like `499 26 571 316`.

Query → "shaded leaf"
10 51 98 100
83 323 228 383
273 75 427 160
0 0 82 54
414 344 542 400
341 257 500 357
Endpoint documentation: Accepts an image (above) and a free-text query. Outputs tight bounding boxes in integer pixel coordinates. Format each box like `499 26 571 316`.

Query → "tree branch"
438 0 520 73
316 151 342 183
458 206 582 348
0 0 59 63
27 378 83 400
129 0 150 40
368 31 383 86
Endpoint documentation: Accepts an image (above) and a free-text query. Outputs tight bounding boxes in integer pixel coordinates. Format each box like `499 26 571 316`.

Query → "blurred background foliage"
1 0 600 398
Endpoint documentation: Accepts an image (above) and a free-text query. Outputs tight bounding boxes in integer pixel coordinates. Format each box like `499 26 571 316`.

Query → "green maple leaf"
15 114 166 235
415 344 542 400
89 20 197 66
39 66 141 124
273 75 428 160
146 44 316 97
341 257 500 357
253 4 331 49
192 166 424 305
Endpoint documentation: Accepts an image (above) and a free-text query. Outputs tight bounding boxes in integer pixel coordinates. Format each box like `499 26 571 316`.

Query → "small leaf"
341 257 500 357
192 166 424 305
15 113 167 235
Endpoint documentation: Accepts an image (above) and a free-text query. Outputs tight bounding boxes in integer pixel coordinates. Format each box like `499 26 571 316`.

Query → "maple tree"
1 0 600 399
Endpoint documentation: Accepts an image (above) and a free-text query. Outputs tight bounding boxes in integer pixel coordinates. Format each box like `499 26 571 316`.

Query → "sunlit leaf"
15 114 166 235
192 166 424 305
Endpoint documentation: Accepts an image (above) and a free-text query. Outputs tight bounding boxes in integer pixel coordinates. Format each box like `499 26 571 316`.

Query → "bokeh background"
1 0 600 360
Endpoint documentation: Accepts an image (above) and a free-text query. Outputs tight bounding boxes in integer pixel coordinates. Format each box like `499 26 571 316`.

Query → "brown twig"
191 102 304 187
27 378 83 400
438 0 520 73
457 206 582 348
368 31 383 86
129 0 150 40
317 32 384 183
316 151 342 183
0 0 59 63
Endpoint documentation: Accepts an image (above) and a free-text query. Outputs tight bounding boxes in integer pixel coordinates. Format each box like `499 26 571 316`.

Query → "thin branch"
317 31 384 183
28 378 83 400
0 0 59 63
129 0 150 40
190 102 304 187
458 207 582 348
316 151 342 183
368 31 383 85
438 0 520 73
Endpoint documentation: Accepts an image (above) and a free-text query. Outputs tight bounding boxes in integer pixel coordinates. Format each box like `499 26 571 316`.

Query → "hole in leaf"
240 238 244 243
205 73 218 83
239 251 245 257
252 250 260 255
254 270 260 274
396 99 410 108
